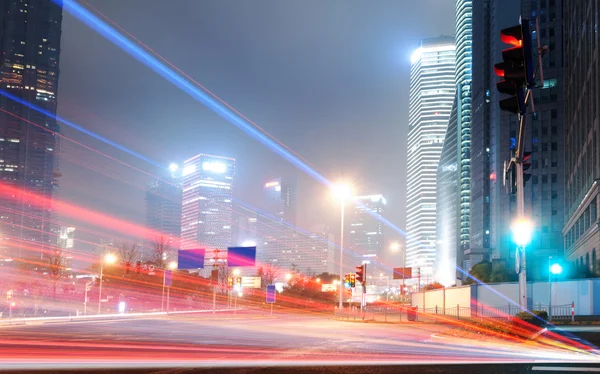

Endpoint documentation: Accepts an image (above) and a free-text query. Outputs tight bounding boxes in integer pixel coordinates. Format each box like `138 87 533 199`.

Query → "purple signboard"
227 246 256 267
178 248 205 269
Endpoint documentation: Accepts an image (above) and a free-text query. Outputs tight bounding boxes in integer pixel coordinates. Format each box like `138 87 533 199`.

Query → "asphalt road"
0 311 598 371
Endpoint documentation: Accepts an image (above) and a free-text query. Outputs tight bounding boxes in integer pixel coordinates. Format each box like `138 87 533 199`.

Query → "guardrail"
334 303 575 323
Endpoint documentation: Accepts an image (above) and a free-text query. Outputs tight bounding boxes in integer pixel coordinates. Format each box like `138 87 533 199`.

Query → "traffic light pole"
516 113 527 310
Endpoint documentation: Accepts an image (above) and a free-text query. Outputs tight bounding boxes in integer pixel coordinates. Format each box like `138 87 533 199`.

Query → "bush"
514 310 548 327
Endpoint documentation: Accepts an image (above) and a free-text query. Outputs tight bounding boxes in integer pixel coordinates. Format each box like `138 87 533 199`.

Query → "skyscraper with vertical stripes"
406 36 456 280
435 0 472 286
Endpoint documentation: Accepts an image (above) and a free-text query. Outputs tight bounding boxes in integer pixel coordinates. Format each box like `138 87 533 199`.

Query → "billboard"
178 249 205 269
227 246 256 267
393 267 413 280
266 285 276 303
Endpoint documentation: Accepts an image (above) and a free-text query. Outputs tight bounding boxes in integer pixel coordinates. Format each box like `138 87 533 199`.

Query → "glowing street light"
550 263 563 275
331 182 352 310
316 278 321 283
98 253 117 315
548 256 563 321
390 242 400 252
233 268 241 276
285 273 293 281
169 163 179 173
512 219 533 247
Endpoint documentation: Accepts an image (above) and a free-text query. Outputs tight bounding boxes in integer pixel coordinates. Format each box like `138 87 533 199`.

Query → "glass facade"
180 154 235 267
406 36 456 278
0 0 63 260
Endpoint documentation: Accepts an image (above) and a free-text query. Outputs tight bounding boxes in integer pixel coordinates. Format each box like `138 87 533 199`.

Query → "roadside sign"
164 270 172 287
266 285 276 304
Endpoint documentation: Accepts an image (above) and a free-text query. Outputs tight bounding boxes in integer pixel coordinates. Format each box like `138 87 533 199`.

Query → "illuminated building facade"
349 195 386 265
0 0 63 259
56 226 74 271
406 36 456 278
435 0 472 286
180 154 235 267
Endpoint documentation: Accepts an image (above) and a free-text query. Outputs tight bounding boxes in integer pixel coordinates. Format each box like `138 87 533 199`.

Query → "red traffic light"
500 25 525 47
355 264 366 285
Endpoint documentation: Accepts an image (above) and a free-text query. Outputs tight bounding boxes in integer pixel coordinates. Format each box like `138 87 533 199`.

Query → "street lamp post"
548 258 563 321
162 261 177 313
332 183 352 310
98 253 117 315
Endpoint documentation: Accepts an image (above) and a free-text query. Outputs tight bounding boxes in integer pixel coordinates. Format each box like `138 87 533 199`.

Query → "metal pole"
161 270 166 312
270 302 273 316
339 202 345 310
548 256 552 321
402 248 406 303
234 292 237 315
84 286 88 315
516 114 528 310
98 264 103 315
166 287 171 313
213 285 216 314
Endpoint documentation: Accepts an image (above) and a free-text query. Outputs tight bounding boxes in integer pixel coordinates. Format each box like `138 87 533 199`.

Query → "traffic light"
356 264 366 285
235 277 242 287
349 273 356 288
135 261 142 274
343 273 350 288
227 277 234 289
494 20 534 115
125 261 131 274
522 151 532 186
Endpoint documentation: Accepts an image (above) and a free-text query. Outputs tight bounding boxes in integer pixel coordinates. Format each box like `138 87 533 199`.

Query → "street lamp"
285 273 292 281
548 257 563 321
331 182 352 310
98 253 117 315
512 219 533 247
233 268 241 276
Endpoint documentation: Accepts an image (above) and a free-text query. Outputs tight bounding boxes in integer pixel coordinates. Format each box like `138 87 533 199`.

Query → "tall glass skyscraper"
145 172 182 254
406 36 456 278
180 154 235 267
0 0 63 260
435 0 472 285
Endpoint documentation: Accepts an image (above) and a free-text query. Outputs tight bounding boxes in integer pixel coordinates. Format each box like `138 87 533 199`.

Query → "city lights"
512 219 533 247
202 161 227 173
331 183 352 202
550 263 563 275
168 163 179 173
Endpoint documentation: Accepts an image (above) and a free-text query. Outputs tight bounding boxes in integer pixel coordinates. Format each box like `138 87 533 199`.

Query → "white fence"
411 278 600 317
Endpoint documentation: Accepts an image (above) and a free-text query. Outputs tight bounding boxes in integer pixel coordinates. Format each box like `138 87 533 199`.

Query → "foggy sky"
56 0 455 259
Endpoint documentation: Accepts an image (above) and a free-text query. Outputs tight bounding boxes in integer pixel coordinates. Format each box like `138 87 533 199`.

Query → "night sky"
56 0 455 260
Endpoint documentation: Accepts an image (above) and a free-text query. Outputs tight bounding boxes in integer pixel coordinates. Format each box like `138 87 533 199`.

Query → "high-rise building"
263 178 297 225
349 194 386 268
435 0 472 286
56 226 74 271
180 154 235 267
470 0 565 280
0 0 63 259
406 36 456 278
145 172 182 256
563 0 599 273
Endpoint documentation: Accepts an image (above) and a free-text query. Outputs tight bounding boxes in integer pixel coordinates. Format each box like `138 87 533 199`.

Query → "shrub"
514 310 548 327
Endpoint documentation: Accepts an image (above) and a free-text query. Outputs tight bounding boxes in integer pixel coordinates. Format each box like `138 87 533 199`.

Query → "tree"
119 242 140 273
464 261 492 285
423 282 444 291
151 236 171 269
256 262 281 289
218 265 232 295
46 250 68 299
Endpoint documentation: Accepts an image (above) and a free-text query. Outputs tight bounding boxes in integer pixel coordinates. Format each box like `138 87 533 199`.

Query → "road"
0 310 597 371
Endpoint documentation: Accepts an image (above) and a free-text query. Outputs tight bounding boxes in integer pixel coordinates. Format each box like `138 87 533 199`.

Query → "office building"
435 0 472 286
56 226 74 271
180 154 235 267
349 194 386 269
563 0 599 273
406 36 456 278
469 0 565 280
0 0 63 259
145 172 182 253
